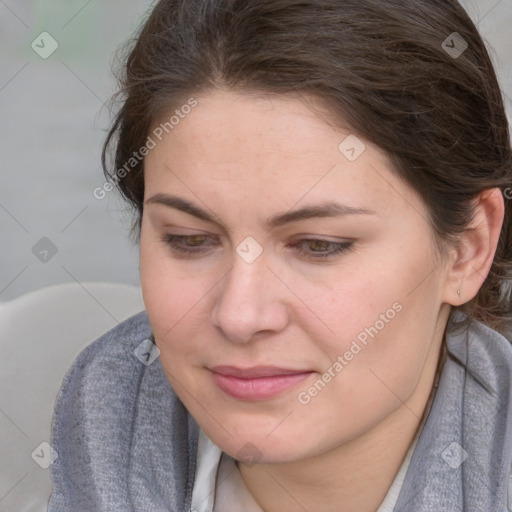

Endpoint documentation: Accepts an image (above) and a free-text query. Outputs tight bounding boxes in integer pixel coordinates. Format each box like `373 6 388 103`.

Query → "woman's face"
140 89 452 463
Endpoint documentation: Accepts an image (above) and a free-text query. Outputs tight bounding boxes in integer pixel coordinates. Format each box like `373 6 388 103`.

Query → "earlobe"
444 188 505 306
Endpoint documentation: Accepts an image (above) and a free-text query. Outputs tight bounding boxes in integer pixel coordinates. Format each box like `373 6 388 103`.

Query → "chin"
196 409 314 464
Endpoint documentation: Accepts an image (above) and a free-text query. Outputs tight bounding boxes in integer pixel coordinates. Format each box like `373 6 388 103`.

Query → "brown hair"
102 0 512 337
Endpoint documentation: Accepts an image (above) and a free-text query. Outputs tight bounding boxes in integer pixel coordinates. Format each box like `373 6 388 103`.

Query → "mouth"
210 365 314 401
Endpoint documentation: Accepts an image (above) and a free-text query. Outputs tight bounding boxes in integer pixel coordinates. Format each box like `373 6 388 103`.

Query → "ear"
443 188 505 306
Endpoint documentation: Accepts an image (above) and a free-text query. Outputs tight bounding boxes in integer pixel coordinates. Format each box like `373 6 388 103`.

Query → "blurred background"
1 0 512 302
1 0 153 301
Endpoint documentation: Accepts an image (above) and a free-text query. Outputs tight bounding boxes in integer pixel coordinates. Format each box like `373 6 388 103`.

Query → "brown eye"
160 234 218 255
186 235 209 246
290 239 354 259
307 239 333 252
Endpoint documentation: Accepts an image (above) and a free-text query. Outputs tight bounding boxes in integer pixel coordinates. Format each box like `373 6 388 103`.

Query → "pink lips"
210 365 313 401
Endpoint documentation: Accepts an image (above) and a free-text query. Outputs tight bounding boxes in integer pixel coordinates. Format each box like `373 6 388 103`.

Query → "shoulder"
66 310 153 374
50 312 151 415
446 311 512 385
51 310 165 439
49 312 197 511
449 313 512 512
49 311 157 459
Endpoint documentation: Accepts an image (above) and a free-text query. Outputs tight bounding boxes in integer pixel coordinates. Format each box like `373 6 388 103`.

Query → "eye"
160 233 218 255
289 238 354 259
160 233 354 260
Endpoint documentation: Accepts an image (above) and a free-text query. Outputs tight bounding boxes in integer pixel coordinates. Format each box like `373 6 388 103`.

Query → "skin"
139 89 504 512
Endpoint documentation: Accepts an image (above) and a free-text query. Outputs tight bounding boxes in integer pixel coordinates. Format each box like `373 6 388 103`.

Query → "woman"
48 0 512 510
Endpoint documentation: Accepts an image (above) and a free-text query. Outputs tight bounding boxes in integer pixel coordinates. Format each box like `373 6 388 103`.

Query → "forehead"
143 89 429 230
147 89 378 176
155 91 353 153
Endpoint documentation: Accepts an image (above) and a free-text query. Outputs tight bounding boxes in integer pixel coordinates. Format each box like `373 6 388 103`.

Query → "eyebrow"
145 193 375 229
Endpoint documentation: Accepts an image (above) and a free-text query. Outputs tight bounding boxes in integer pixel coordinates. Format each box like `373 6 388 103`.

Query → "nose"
210 254 290 343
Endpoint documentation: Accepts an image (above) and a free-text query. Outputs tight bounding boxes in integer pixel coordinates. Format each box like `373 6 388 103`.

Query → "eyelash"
160 234 354 260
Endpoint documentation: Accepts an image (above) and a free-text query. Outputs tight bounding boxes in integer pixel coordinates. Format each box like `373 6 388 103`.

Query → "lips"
210 365 313 401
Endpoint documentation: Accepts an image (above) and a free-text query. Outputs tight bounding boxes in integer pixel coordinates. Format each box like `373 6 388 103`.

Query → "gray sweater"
48 310 512 511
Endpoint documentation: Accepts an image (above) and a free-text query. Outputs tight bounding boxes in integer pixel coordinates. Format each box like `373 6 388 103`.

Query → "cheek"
292 302 434 453
139 234 217 365
297 269 399 360
140 234 189 337
304 249 441 396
